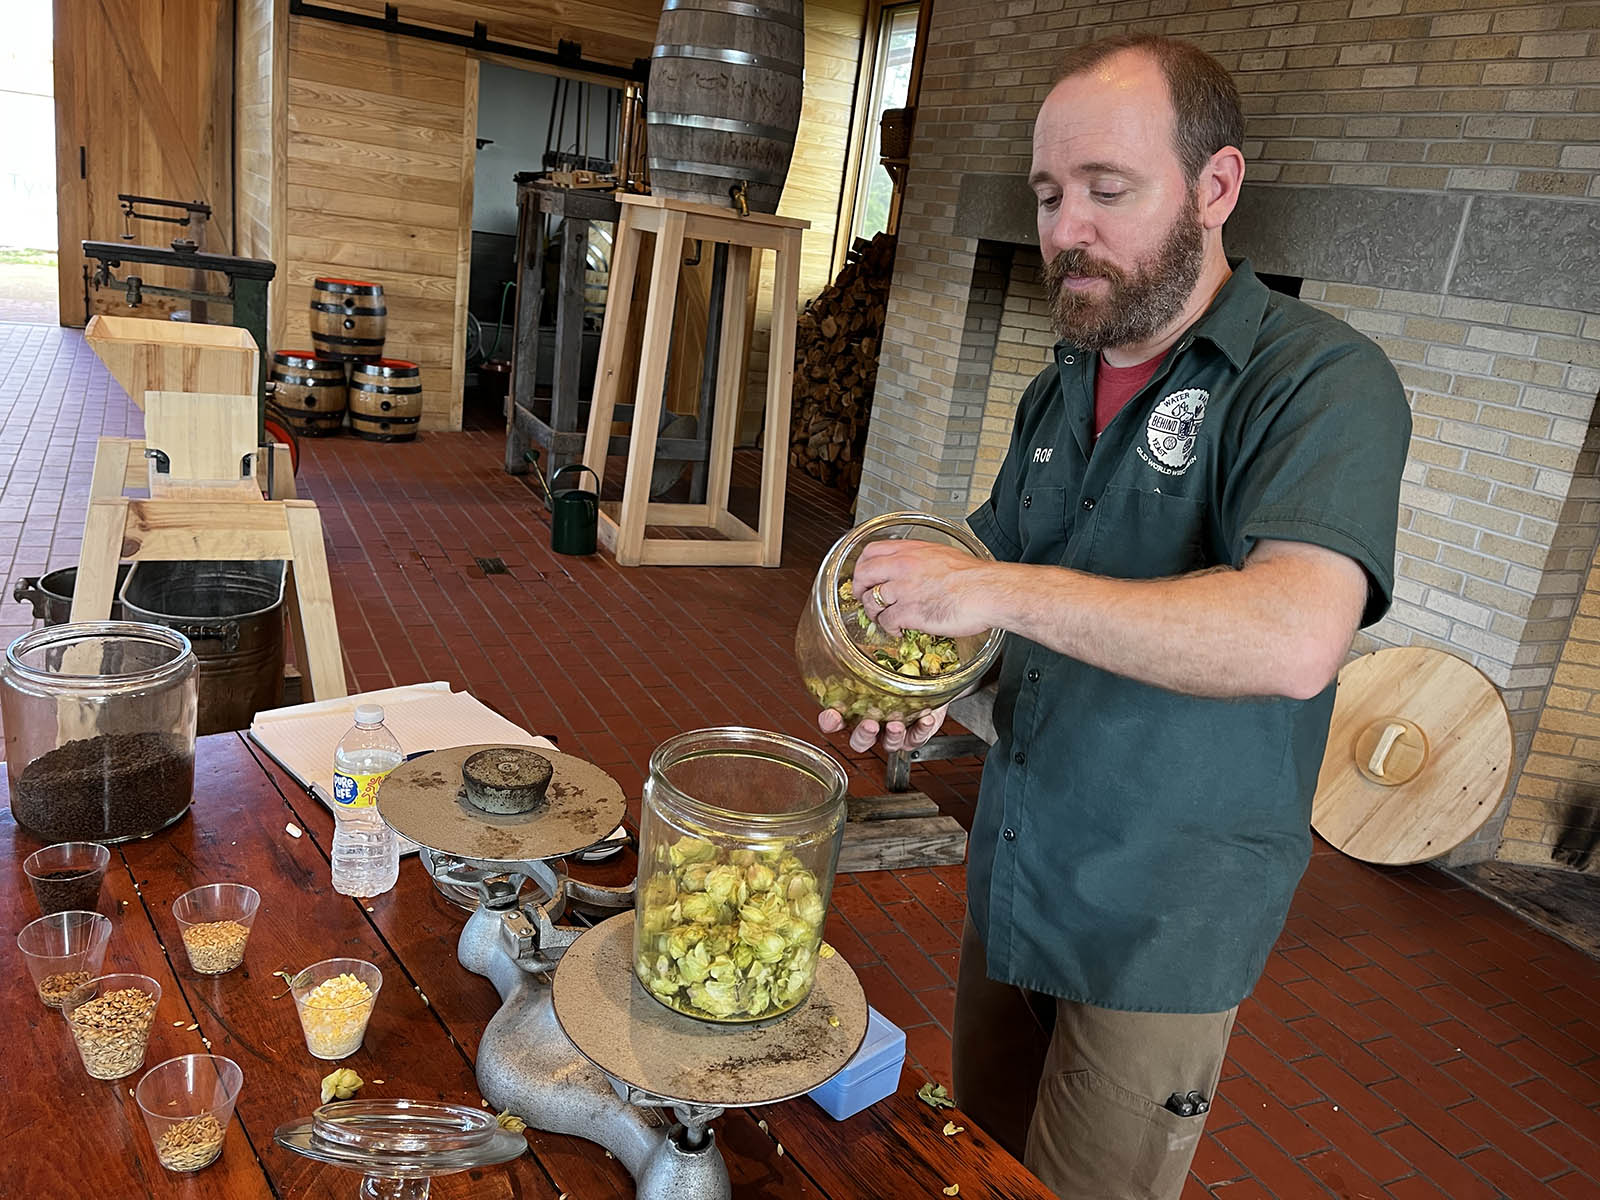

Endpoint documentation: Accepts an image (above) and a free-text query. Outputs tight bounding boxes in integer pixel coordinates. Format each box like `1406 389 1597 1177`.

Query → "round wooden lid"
376 744 625 864
1312 647 1512 865
552 914 868 1108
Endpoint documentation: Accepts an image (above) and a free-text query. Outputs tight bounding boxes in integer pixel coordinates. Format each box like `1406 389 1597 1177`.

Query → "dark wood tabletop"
2 732 1054 1198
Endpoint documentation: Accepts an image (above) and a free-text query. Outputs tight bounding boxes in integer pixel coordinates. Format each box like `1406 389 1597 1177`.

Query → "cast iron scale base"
373 745 869 1200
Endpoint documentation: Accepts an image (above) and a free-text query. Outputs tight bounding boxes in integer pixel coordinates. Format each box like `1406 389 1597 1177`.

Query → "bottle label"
332 770 388 809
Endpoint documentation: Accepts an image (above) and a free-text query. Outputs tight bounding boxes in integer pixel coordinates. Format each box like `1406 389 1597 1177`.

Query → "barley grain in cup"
16 909 112 1008
136 1054 243 1173
290 958 382 1060
63 972 162 1080
172 883 261 975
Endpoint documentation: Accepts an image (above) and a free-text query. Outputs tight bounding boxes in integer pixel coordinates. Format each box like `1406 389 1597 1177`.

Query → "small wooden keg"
348 359 423 441
268 349 346 436
646 0 805 214
310 277 387 359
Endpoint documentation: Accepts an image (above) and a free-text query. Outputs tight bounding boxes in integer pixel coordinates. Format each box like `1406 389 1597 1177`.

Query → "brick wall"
1502 451 1600 869
859 0 1600 866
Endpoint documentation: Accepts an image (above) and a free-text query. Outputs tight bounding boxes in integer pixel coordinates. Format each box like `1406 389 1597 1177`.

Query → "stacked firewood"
788 233 897 497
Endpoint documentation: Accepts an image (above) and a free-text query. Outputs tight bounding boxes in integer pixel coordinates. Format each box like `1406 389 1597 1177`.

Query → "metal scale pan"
376 743 627 864
551 914 869 1109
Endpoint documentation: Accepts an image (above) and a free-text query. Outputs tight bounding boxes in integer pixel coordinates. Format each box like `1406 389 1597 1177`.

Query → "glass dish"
274 1099 526 1198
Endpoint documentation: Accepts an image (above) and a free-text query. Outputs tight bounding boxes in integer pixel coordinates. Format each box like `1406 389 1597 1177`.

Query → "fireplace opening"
1256 271 1302 299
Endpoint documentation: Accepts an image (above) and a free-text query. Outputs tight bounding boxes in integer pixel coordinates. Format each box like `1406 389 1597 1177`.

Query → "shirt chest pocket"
1018 485 1071 563
1084 485 1208 579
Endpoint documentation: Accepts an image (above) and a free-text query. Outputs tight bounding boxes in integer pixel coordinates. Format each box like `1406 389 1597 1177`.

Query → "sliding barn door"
54 0 233 326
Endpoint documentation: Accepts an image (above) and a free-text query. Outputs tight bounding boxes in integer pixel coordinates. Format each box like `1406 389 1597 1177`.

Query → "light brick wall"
860 0 1600 866
1501 479 1600 868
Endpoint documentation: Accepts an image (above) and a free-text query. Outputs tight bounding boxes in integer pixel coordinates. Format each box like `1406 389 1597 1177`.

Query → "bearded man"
820 34 1410 1200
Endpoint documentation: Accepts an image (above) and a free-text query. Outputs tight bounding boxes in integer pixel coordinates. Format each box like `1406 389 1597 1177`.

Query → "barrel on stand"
645 0 805 214
310 278 387 360
268 350 347 436
349 360 423 442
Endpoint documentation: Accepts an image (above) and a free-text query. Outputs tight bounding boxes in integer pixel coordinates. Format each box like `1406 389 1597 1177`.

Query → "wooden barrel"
310 277 387 359
646 0 805 214
267 350 346 437
348 359 422 441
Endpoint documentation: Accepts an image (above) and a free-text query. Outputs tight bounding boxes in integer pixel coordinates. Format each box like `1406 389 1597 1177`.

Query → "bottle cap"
354 703 385 725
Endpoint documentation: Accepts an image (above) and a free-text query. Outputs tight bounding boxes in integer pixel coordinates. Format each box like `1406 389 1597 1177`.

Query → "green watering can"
549 464 600 556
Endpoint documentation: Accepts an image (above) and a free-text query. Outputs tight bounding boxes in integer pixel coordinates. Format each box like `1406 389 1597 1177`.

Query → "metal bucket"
13 565 133 624
119 560 287 736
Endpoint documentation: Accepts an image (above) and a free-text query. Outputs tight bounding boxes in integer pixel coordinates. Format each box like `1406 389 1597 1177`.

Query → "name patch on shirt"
1033 446 1054 464
1137 389 1208 476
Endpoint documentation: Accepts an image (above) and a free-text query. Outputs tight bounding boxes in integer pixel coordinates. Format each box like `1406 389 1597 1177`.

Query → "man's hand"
851 539 997 637
818 704 949 754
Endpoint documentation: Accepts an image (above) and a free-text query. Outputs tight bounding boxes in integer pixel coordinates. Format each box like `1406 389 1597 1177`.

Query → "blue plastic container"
808 1005 907 1120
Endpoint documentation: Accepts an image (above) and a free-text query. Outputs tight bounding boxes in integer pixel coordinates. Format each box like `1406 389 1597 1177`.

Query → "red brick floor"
4 322 1600 1198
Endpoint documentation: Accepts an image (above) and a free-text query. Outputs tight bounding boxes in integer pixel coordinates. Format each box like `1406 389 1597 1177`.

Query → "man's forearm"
975 544 1365 701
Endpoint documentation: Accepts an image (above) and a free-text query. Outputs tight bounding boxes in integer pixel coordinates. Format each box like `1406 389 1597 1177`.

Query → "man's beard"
1041 199 1206 352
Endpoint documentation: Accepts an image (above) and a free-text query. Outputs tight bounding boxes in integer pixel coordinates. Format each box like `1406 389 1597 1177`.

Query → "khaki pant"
952 916 1237 1200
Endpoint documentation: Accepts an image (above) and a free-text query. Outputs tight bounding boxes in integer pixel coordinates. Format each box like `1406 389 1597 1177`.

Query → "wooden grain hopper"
84 314 258 410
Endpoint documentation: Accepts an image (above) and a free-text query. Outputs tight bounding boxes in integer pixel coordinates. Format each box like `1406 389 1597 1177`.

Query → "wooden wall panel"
280 16 473 429
235 0 288 349
739 0 868 441
54 0 234 327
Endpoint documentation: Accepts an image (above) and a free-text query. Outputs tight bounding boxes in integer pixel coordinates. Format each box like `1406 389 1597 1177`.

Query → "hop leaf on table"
320 1068 363 1104
917 1081 956 1110
495 1109 528 1133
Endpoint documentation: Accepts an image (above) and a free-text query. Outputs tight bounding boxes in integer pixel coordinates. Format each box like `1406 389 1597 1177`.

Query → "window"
850 4 919 244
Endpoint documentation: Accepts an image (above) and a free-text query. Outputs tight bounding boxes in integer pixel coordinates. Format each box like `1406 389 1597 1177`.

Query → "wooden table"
2 733 1053 1199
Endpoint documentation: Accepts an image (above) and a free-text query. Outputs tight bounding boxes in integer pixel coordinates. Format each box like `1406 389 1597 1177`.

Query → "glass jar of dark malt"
2 622 198 842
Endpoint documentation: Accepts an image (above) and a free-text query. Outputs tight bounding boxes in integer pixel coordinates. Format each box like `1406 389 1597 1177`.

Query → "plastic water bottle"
330 703 402 898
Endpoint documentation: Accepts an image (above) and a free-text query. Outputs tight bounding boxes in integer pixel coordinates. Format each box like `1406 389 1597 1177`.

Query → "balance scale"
373 744 870 1199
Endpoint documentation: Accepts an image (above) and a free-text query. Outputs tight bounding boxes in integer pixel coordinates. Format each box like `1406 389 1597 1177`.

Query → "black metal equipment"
502 177 713 499
81 194 277 440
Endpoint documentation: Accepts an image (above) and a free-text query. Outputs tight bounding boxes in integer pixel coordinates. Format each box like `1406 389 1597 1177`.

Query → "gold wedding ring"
871 584 888 608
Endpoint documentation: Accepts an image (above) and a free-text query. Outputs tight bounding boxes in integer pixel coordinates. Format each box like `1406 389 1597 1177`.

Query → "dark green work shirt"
966 260 1409 1013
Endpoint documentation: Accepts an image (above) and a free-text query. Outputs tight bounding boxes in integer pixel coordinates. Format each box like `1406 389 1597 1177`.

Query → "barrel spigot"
730 180 749 217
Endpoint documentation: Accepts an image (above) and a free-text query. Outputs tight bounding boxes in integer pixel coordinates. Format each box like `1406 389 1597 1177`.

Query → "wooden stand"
70 392 346 703
580 194 806 567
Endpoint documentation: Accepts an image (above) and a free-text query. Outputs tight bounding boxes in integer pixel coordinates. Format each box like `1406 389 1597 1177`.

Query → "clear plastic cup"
16 909 112 1008
172 884 261 975
290 957 382 1060
136 1054 243 1173
62 972 163 1080
23 842 111 915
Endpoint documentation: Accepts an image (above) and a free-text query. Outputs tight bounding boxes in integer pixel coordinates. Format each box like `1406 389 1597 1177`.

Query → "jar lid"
274 1100 526 1177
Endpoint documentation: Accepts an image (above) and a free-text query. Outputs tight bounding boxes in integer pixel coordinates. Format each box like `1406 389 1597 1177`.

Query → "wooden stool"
70 391 345 703
580 194 807 566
